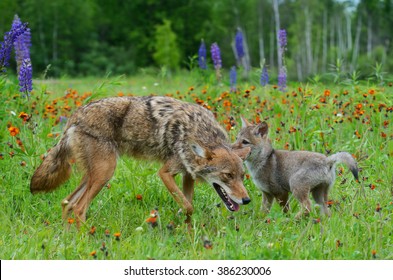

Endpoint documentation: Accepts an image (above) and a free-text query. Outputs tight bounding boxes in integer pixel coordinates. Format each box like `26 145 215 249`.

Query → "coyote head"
191 143 251 211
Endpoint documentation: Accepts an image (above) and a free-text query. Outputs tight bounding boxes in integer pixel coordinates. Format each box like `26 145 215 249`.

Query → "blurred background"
1 0 391 80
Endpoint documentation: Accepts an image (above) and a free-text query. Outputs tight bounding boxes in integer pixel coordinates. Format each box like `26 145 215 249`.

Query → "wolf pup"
233 117 358 218
31 96 251 227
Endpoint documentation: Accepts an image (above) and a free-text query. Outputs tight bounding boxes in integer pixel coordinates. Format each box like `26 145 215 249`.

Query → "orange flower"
90 250 97 258
89 226 96 235
67 218 75 224
136 194 143 200
368 89 375 95
114 232 121 241
18 112 30 122
8 126 20 137
324 89 331 96
118 92 124 97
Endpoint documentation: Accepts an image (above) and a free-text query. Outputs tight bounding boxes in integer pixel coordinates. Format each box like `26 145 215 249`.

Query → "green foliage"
152 20 181 72
1 0 393 79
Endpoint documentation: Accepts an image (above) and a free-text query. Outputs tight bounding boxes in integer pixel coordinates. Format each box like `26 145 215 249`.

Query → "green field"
1 73 392 260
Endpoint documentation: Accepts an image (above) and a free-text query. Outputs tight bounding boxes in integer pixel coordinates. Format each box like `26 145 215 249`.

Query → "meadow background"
1 0 393 260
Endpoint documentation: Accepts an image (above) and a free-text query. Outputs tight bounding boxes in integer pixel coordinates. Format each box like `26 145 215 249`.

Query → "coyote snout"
233 117 359 218
30 96 251 228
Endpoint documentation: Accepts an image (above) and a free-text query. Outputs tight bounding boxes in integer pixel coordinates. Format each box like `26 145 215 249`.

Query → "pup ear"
233 146 251 161
240 116 251 128
254 121 269 137
191 143 212 159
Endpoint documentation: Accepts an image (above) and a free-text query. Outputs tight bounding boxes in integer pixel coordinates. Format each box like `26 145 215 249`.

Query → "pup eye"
242 139 250 145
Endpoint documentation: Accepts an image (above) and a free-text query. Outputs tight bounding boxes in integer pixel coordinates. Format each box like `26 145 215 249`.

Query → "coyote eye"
224 173 234 180
242 139 250 145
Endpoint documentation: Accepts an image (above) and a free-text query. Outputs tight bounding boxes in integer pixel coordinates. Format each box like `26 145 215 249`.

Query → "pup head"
191 143 251 211
232 117 270 151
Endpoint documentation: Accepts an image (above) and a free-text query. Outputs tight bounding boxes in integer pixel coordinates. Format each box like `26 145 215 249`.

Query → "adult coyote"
31 96 251 227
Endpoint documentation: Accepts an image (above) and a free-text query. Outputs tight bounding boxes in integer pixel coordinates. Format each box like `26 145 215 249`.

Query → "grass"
0 71 392 260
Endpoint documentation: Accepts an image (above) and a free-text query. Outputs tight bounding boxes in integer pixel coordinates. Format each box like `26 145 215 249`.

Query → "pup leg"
292 186 312 219
261 191 274 213
276 192 290 213
159 161 193 224
311 185 331 217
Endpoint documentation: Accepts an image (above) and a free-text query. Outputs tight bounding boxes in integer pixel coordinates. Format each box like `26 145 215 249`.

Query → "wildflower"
90 250 97 259
198 40 207 70
372 250 377 259
210 43 222 70
135 194 143 200
229 66 237 92
89 226 96 235
67 218 75 224
146 209 159 228
278 67 287 92
104 229 110 237
18 58 33 93
0 18 28 72
114 232 121 241
8 126 20 136
18 112 30 122
260 65 269 86
13 15 31 70
278 29 287 54
203 236 213 249
375 203 382 212
235 29 245 59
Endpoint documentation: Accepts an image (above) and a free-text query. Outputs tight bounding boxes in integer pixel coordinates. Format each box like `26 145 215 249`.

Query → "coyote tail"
327 152 359 181
30 135 72 194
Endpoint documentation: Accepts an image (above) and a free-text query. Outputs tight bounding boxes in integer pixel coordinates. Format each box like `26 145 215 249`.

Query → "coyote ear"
240 116 251 128
254 122 268 137
191 143 212 159
233 146 251 161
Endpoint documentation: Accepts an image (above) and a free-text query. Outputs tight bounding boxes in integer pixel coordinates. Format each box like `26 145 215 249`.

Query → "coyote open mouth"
213 183 240 212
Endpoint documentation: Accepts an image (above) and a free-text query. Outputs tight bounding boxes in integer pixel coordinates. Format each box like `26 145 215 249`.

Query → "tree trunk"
322 10 328 73
351 15 362 71
272 0 281 70
258 0 265 65
304 6 313 76
367 18 372 58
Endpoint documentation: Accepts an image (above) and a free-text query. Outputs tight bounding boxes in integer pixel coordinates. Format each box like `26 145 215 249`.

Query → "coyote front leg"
159 161 194 224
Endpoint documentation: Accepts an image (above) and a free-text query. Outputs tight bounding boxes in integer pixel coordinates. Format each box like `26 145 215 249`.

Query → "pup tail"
30 133 72 194
327 152 359 181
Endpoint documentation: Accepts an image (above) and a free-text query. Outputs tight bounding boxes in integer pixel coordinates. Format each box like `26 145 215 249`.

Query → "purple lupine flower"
260 65 269 86
13 15 31 69
230 66 237 92
18 58 33 93
278 29 287 54
210 43 222 70
0 19 28 72
278 67 287 92
198 40 207 70
235 29 244 59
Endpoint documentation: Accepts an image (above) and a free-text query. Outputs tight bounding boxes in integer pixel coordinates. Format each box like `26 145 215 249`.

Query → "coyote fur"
233 117 359 218
30 96 251 227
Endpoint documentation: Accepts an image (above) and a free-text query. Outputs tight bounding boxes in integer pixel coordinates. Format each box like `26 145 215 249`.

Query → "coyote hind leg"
72 152 117 228
62 175 88 228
